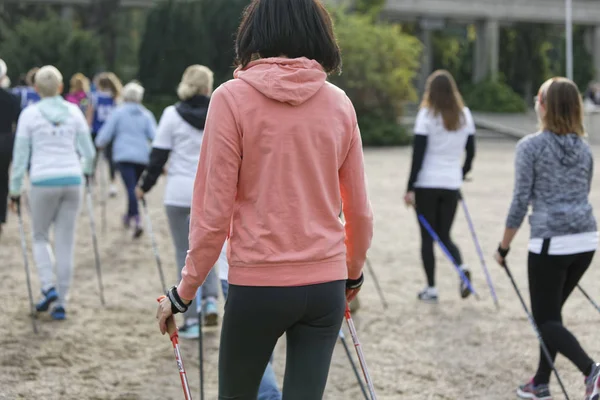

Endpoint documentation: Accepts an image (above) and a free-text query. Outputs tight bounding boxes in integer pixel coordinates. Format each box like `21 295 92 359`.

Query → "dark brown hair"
420 70 465 131
538 77 585 137
235 0 342 74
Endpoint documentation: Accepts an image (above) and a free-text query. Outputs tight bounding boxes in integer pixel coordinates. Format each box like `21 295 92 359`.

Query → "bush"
329 9 421 146
0 15 102 89
144 95 178 120
463 79 527 113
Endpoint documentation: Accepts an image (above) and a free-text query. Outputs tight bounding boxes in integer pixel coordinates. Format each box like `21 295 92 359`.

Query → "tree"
329 9 421 145
0 14 102 88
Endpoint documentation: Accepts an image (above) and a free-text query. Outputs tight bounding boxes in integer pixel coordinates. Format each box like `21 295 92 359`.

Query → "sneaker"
203 299 219 327
460 268 473 299
179 323 200 340
50 305 66 320
36 287 59 312
417 287 438 303
517 379 552 400
109 184 118 198
133 226 144 239
585 363 600 400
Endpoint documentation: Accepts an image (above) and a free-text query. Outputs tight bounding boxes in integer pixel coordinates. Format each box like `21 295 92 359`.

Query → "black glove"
346 273 364 290
167 286 192 315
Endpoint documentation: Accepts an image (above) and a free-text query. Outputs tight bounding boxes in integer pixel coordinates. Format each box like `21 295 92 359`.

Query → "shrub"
463 79 527 113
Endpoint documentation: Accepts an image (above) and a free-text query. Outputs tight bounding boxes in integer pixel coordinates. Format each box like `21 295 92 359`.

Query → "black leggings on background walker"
529 248 596 385
218 280 346 400
415 188 463 287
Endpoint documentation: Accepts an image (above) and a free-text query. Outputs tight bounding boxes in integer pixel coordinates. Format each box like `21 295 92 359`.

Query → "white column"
473 19 499 83
593 26 600 82
418 27 433 93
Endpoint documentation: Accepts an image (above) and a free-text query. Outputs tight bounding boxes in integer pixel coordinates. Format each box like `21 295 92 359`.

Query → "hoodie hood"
175 95 210 130
543 130 586 166
234 57 327 106
37 96 70 124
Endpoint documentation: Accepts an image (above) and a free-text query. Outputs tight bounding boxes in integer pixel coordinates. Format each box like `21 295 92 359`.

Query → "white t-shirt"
152 106 204 207
413 107 475 190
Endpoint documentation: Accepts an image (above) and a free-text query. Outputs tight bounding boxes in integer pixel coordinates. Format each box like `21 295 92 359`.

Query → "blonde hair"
35 65 63 98
96 72 123 99
70 73 90 93
177 65 214 100
420 70 465 131
538 77 585 137
122 81 145 103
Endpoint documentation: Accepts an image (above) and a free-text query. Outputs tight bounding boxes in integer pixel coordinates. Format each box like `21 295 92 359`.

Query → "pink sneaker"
585 363 600 400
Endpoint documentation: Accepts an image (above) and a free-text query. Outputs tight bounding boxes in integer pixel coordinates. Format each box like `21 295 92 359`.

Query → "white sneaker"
109 184 118 198
417 287 438 303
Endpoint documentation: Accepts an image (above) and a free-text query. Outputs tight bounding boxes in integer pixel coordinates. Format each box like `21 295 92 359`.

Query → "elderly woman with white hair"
136 65 223 335
0 58 21 238
95 81 156 238
9 65 96 320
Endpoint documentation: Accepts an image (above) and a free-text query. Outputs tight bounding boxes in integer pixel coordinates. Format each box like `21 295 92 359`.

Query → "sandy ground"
1 134 600 400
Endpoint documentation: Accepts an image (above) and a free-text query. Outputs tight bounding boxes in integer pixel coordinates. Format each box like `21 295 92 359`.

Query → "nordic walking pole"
502 261 570 400
15 198 38 334
97 151 108 235
196 290 205 400
338 329 369 400
365 258 388 309
157 296 193 400
85 181 106 306
345 303 377 400
417 214 478 298
142 198 167 292
577 285 600 314
460 195 499 308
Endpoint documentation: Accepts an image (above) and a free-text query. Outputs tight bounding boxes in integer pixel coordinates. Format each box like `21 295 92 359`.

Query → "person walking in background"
156 0 373 398
136 65 221 335
9 65 95 320
11 67 41 109
494 77 600 400
88 72 122 197
96 81 156 238
65 73 91 114
0 59 21 239
404 70 476 303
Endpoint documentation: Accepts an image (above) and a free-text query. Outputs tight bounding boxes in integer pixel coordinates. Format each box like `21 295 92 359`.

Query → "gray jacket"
506 130 596 238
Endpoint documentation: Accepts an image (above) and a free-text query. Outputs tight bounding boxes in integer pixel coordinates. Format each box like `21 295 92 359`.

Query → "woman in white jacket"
136 65 220 338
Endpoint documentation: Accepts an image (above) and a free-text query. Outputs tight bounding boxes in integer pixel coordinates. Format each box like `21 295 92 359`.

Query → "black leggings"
219 281 346 400
529 249 596 385
0 133 14 224
415 188 463 287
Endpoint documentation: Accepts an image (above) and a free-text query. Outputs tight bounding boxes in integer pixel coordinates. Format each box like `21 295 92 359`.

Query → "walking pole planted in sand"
85 181 106 306
196 291 205 400
502 261 570 400
577 285 600 315
338 329 369 399
16 198 38 334
460 195 499 308
418 214 478 299
99 152 108 235
142 198 167 292
365 258 388 310
345 304 377 400
157 296 192 400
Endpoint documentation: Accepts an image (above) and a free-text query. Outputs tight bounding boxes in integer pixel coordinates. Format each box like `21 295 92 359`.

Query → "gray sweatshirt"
506 130 596 238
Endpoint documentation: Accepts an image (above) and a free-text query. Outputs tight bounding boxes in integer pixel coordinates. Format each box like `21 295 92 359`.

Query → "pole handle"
157 296 179 340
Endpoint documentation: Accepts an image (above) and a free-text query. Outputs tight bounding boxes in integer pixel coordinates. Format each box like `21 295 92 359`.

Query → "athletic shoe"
50 305 66 320
133 226 144 239
585 363 600 400
203 299 219 326
109 184 118 198
460 268 473 299
417 287 438 303
36 287 59 312
516 379 552 399
179 323 200 340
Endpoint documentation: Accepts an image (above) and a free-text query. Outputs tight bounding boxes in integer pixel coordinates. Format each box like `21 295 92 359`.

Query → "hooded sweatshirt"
138 95 209 207
177 57 373 300
10 96 96 196
95 102 156 165
506 130 598 255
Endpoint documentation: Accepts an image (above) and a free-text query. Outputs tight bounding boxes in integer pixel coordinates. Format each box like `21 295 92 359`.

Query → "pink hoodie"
178 57 373 300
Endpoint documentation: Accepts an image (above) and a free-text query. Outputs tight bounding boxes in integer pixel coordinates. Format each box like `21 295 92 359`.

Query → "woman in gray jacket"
495 77 599 400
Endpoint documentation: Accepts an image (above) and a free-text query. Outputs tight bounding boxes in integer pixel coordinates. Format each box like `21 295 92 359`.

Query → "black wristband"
497 244 510 258
167 286 190 315
346 273 364 290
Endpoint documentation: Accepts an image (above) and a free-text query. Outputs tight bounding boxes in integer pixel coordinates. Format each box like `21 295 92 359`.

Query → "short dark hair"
236 0 342 74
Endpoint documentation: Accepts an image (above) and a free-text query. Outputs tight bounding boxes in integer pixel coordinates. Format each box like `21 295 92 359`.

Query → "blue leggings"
116 162 145 218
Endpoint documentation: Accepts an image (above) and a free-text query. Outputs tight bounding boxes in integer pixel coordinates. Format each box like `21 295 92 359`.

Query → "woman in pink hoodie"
156 0 374 398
